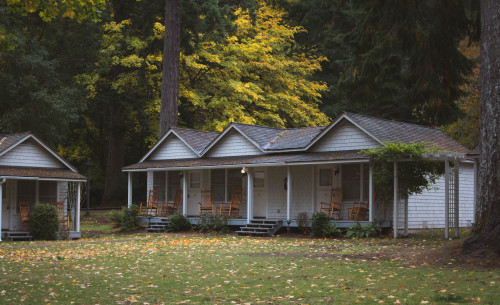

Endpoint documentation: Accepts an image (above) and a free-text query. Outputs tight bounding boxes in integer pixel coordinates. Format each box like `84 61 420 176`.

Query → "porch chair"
319 187 343 219
147 189 160 216
165 189 182 215
348 201 369 221
51 202 69 228
19 201 30 231
198 190 214 215
220 189 242 218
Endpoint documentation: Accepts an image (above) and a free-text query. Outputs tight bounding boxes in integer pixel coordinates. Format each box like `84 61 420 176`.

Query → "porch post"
287 166 292 222
454 162 460 238
473 158 478 225
127 172 133 208
76 182 81 232
182 171 188 216
445 159 450 239
393 162 398 238
247 168 254 224
369 165 374 222
0 181 3 242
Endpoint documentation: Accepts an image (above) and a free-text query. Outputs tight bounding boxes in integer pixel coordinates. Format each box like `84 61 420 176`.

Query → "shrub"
195 213 230 233
295 212 310 234
346 221 382 238
322 221 342 238
168 213 192 232
109 205 141 232
30 203 59 240
311 211 330 237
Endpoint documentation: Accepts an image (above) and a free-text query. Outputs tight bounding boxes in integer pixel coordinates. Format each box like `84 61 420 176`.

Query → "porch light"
241 167 246 174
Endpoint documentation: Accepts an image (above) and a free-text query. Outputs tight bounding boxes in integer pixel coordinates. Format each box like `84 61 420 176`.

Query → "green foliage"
168 213 192 232
109 205 142 232
295 212 310 234
363 142 445 201
346 221 382 239
29 203 59 240
195 213 230 233
322 221 342 238
311 211 331 237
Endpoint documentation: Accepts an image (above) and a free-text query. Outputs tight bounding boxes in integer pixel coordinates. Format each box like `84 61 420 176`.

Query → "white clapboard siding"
206 129 261 157
312 122 380 152
149 135 198 160
407 163 475 229
0 139 62 168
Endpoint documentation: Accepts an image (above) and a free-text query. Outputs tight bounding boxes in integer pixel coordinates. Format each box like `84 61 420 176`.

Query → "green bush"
30 203 59 240
322 221 342 238
295 212 310 234
195 213 230 233
346 221 381 238
168 213 192 232
311 211 330 237
109 205 141 232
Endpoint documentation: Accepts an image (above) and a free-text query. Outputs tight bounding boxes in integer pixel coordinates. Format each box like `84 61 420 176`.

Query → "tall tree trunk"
102 107 126 205
159 0 181 138
463 0 500 255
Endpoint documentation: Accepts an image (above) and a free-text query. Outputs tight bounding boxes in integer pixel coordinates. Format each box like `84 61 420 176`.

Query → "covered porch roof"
0 166 86 182
123 150 369 172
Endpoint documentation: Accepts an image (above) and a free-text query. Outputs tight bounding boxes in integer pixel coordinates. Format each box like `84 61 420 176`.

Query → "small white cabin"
0 133 85 240
123 113 477 236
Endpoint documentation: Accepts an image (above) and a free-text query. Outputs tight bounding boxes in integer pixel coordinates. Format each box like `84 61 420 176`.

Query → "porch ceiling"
0 166 86 181
123 150 368 171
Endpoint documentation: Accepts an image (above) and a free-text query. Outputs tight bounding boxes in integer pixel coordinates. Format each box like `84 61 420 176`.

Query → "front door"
253 169 267 218
187 171 202 216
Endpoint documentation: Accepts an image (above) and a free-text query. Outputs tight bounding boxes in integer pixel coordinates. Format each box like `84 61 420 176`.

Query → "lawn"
0 229 499 304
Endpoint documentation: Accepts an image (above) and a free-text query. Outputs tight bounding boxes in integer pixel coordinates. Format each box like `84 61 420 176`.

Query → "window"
17 180 36 212
190 172 201 189
39 181 57 203
254 170 265 188
319 168 333 187
153 172 166 201
167 171 181 201
227 169 242 199
211 169 225 201
342 164 360 201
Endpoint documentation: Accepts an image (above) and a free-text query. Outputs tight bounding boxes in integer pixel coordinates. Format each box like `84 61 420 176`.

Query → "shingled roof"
171 128 219 154
0 133 31 156
344 112 470 154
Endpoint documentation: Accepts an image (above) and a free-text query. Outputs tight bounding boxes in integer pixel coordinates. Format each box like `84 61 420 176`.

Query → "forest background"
0 0 480 206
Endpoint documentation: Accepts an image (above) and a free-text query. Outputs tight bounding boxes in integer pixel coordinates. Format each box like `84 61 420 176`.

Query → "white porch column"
445 159 450 239
369 165 374 222
246 169 254 224
473 158 478 225
76 182 81 232
393 162 398 238
454 162 460 238
182 171 188 216
286 166 292 222
404 198 409 236
0 180 3 242
127 172 133 208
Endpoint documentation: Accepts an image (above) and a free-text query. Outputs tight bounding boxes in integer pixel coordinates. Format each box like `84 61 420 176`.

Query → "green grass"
0 234 498 304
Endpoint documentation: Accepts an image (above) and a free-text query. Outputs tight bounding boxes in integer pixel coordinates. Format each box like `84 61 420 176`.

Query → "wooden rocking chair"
51 202 69 229
198 190 214 215
139 189 160 216
348 201 369 221
319 187 343 219
165 189 182 215
19 201 30 231
220 189 242 218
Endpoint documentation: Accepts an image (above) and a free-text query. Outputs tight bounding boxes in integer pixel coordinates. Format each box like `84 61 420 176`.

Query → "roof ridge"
344 112 442 132
232 122 326 131
171 127 219 135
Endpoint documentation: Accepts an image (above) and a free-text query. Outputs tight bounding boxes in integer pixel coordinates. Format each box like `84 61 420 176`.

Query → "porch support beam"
473 158 478 225
247 168 254 224
393 162 398 238
287 166 292 222
445 159 450 239
0 179 4 242
76 182 81 232
127 172 133 208
182 171 188 216
369 165 373 222
454 162 460 238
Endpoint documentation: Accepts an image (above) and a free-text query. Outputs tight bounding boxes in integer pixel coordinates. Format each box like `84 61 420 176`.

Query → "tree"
463 0 500 255
281 0 477 125
177 2 329 131
159 0 180 137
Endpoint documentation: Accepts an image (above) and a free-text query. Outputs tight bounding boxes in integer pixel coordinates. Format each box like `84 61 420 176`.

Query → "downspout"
0 178 6 242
